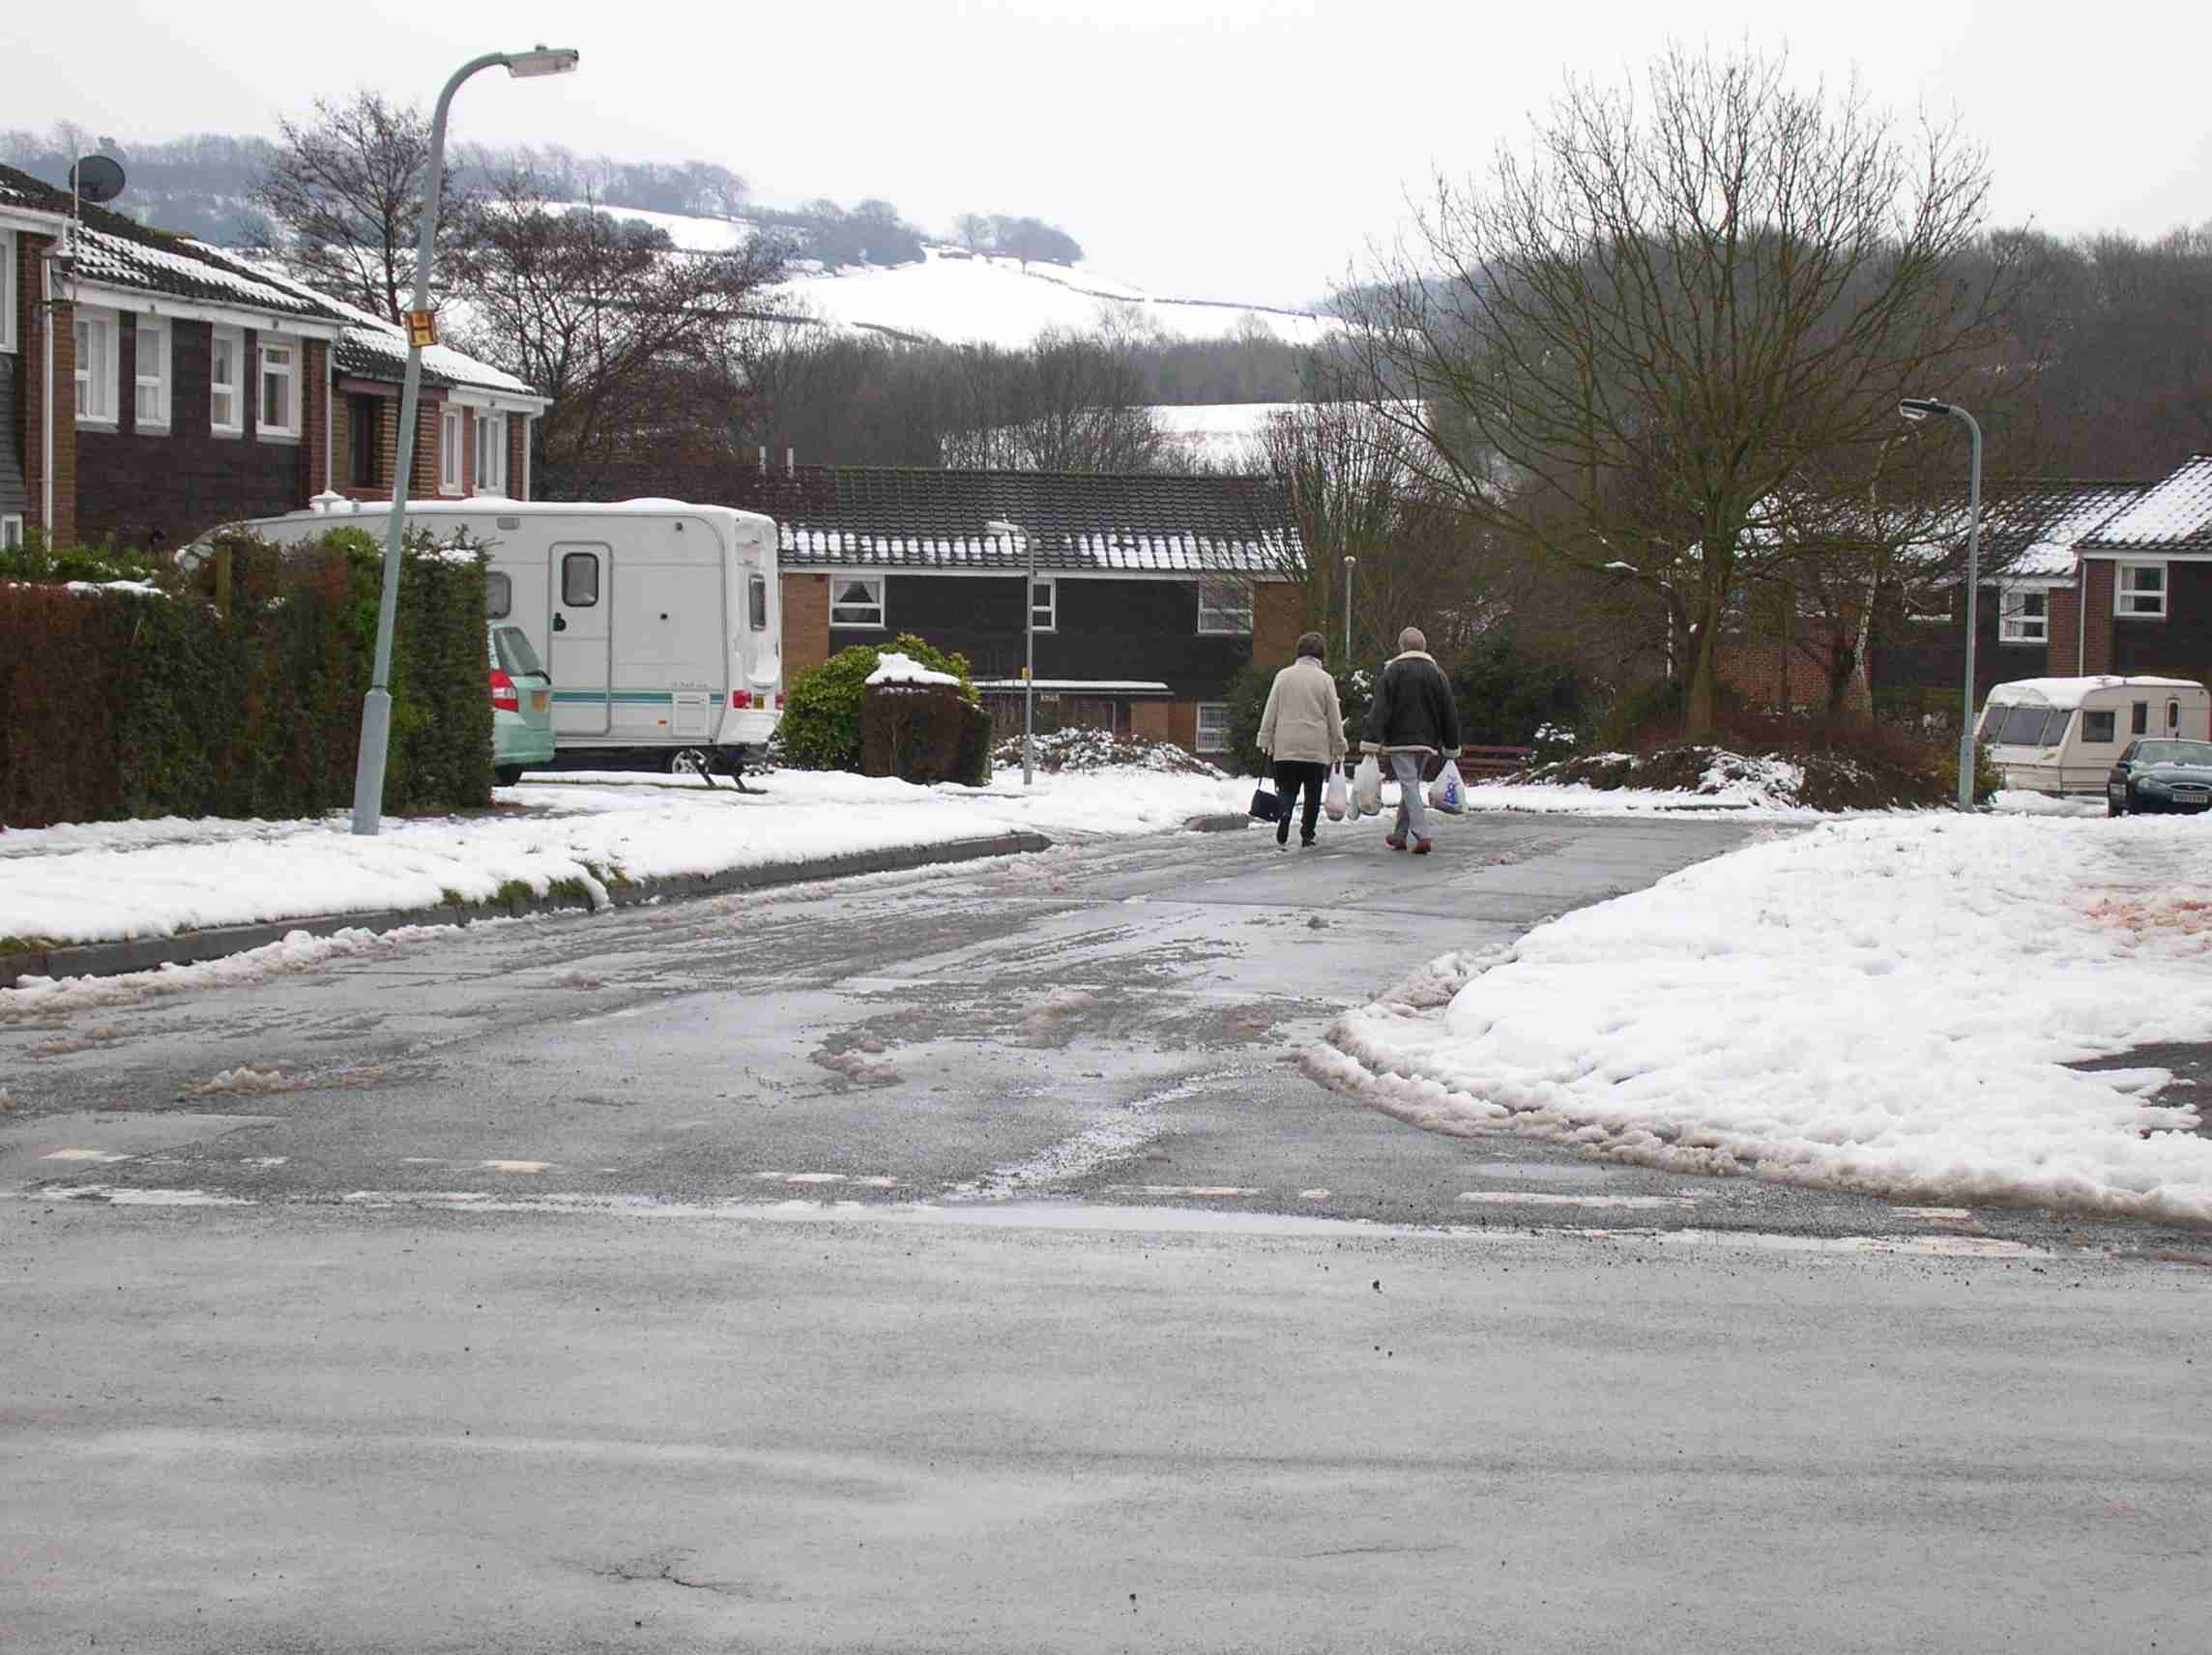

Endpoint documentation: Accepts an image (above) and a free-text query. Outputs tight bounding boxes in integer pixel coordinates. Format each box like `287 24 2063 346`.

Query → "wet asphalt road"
5 810 2210 1653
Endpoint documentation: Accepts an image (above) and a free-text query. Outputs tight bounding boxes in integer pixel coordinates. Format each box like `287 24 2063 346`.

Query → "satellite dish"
71 155 126 205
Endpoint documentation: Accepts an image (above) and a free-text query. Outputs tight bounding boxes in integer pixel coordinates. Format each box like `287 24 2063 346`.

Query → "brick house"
2060 456 2212 680
1 161 545 553
720 465 1303 757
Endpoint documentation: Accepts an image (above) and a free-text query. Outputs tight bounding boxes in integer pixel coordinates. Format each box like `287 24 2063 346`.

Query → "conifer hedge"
0 529 494 828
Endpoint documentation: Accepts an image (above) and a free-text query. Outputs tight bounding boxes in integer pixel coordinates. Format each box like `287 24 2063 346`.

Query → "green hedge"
0 529 492 828
778 634 977 770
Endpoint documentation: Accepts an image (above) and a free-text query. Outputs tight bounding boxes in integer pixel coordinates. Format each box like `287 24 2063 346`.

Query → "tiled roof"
2074 456 2212 556
1 161 348 325
1968 479 2148 578
240 262 539 398
724 466 1301 574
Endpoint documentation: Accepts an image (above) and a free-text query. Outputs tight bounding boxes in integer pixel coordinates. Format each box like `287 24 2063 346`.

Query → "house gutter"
2077 558 2087 672
40 247 55 538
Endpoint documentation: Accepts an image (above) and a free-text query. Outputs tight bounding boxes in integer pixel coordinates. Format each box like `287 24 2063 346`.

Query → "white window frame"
1030 575 1057 633
830 574 886 629
0 230 15 353
1997 587 2048 645
2116 562 2167 619
133 314 171 430
475 409 508 496
1194 703 1232 754
1196 578 1253 636
0 513 23 549
258 336 300 439
74 305 119 425
441 405 465 495
209 326 242 435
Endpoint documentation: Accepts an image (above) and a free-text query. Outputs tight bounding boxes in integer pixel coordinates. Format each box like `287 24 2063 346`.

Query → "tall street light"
985 518 1036 786
1898 397 1985 812
1343 556 1356 661
350 44 581 836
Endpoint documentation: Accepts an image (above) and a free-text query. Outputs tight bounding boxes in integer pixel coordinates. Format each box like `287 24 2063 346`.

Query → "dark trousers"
1271 760 1328 843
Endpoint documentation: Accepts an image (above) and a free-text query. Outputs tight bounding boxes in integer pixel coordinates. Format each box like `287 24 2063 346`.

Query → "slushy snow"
1312 813 2212 1224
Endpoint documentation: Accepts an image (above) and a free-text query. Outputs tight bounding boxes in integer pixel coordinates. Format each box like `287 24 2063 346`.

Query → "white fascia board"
67 278 347 341
445 386 552 416
0 205 70 235
781 562 1287 582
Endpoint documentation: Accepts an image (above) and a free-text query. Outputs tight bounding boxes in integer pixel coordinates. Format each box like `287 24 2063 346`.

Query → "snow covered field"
1313 813 2212 1224
0 767 1245 951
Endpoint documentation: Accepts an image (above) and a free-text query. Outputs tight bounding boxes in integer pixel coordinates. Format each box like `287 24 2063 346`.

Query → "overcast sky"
6 0 2208 309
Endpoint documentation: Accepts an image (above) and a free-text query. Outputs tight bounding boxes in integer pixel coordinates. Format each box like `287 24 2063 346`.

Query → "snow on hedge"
1311 813 2212 1223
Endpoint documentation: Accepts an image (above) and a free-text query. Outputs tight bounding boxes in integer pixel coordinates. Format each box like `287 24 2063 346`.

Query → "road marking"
1104 1184 1260 1198
242 1157 289 1168
1893 1206 1974 1221
480 1161 552 1174
1458 1191 1702 1209
41 1149 131 1162
1299 1188 1332 1200
751 1172 900 1187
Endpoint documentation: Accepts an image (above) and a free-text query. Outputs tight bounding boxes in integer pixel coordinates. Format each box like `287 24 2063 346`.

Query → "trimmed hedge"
778 634 977 771
0 529 493 828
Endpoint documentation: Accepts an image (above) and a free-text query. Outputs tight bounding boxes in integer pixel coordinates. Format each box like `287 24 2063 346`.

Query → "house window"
1197 579 1253 635
74 306 119 423
346 394 379 487
1195 703 1232 753
0 514 22 549
0 230 15 352
441 405 464 495
1031 576 1057 632
830 574 885 628
1903 587 1949 624
475 410 508 496
561 551 599 607
2082 710 2117 744
1997 589 2048 644
210 328 243 433
134 316 170 428
485 570 512 620
2116 563 2166 618
259 338 299 438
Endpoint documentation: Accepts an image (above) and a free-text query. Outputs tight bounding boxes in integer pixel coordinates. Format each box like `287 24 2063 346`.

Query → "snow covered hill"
556 205 1337 350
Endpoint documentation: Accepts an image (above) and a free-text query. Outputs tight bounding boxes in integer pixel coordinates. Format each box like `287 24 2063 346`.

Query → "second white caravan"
247 496 783 775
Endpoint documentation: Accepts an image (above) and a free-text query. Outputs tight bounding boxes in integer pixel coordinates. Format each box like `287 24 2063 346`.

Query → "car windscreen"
2135 740 2212 769
1992 705 2067 746
493 627 547 680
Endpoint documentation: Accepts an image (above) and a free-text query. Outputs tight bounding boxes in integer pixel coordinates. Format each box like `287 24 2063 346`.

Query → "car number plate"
2173 787 2208 803
530 691 548 712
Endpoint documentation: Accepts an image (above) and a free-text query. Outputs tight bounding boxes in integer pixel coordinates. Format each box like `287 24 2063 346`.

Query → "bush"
0 529 491 828
778 633 976 771
1225 659 1372 777
859 683 991 785
1448 640 1586 748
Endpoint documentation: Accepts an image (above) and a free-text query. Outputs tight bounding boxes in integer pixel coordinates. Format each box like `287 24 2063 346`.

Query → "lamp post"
985 518 1035 786
1898 397 1984 812
1343 556 1356 661
350 44 580 836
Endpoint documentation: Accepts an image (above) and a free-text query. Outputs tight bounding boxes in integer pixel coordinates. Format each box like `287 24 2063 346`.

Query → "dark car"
2107 740 2212 816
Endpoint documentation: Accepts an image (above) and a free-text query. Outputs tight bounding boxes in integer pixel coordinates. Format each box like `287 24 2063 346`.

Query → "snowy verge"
1309 814 2212 1224
0 766 1245 950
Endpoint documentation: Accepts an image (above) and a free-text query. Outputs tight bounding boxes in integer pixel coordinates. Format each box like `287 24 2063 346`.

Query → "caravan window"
748 573 769 631
2081 710 2117 744
2133 701 2149 736
485 570 512 620
561 552 599 607
1994 705 2067 746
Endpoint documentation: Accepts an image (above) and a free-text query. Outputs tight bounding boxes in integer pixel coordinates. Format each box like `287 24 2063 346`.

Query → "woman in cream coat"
1257 631 1349 848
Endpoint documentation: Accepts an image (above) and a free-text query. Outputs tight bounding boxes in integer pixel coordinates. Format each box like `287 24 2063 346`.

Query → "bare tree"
939 325 1168 472
1333 44 2014 737
251 90 463 323
443 174 789 494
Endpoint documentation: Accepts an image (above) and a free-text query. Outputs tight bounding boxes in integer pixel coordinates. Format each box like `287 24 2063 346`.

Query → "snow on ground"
1462 762 1818 820
1313 813 2212 1224
0 766 1244 951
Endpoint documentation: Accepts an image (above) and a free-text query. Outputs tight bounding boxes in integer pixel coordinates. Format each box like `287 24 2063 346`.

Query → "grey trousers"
1389 751 1429 843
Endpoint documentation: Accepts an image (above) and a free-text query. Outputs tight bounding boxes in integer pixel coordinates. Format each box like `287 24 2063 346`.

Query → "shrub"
1448 640 1586 748
778 634 976 771
1225 659 1371 777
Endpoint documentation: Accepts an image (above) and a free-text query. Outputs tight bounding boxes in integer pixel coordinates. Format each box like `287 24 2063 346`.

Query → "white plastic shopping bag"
1352 754 1384 817
1324 765 1349 822
1427 759 1467 816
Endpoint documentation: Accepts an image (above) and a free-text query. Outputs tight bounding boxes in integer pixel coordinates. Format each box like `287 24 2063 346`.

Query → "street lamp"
350 44 581 836
985 518 1036 786
1343 556 1356 661
1898 397 1984 812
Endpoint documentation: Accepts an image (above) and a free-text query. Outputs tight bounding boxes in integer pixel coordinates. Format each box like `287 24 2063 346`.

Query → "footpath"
1 765 1246 989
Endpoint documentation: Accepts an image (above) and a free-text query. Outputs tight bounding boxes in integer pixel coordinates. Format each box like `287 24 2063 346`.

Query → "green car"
489 623 556 786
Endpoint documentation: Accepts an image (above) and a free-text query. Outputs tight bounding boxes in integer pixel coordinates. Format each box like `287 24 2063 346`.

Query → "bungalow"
0 160 546 553
717 464 1304 757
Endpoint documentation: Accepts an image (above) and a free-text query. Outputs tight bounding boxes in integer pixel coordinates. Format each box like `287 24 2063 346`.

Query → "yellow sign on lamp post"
404 309 438 349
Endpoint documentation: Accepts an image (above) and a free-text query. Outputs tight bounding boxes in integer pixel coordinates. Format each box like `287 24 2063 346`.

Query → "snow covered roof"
2074 456 2212 557
1968 480 2148 578
1985 675 2204 709
721 465 1300 575
972 679 1172 694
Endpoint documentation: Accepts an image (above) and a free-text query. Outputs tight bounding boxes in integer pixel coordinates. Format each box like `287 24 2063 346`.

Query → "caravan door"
550 541 611 736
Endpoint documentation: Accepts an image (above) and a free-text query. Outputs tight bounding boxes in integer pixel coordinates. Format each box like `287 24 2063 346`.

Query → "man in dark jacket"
1360 626 1461 854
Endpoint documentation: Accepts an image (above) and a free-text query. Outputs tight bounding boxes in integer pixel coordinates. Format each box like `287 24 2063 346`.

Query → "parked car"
490 623 555 787
2107 739 2212 817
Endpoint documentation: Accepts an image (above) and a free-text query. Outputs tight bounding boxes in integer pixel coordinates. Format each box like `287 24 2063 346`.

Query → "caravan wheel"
668 747 713 777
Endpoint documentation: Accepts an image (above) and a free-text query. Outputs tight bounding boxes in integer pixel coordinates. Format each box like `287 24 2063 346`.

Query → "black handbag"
1249 784 1282 822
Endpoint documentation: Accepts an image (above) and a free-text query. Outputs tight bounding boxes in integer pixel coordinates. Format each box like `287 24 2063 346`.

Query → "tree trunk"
1682 611 1720 740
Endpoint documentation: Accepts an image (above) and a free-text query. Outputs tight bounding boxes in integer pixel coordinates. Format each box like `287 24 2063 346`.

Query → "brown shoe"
1385 834 1407 852
1412 837 1433 855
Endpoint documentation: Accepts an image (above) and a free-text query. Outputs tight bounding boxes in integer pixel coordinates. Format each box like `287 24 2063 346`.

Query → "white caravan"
1976 675 2210 796
246 496 783 774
